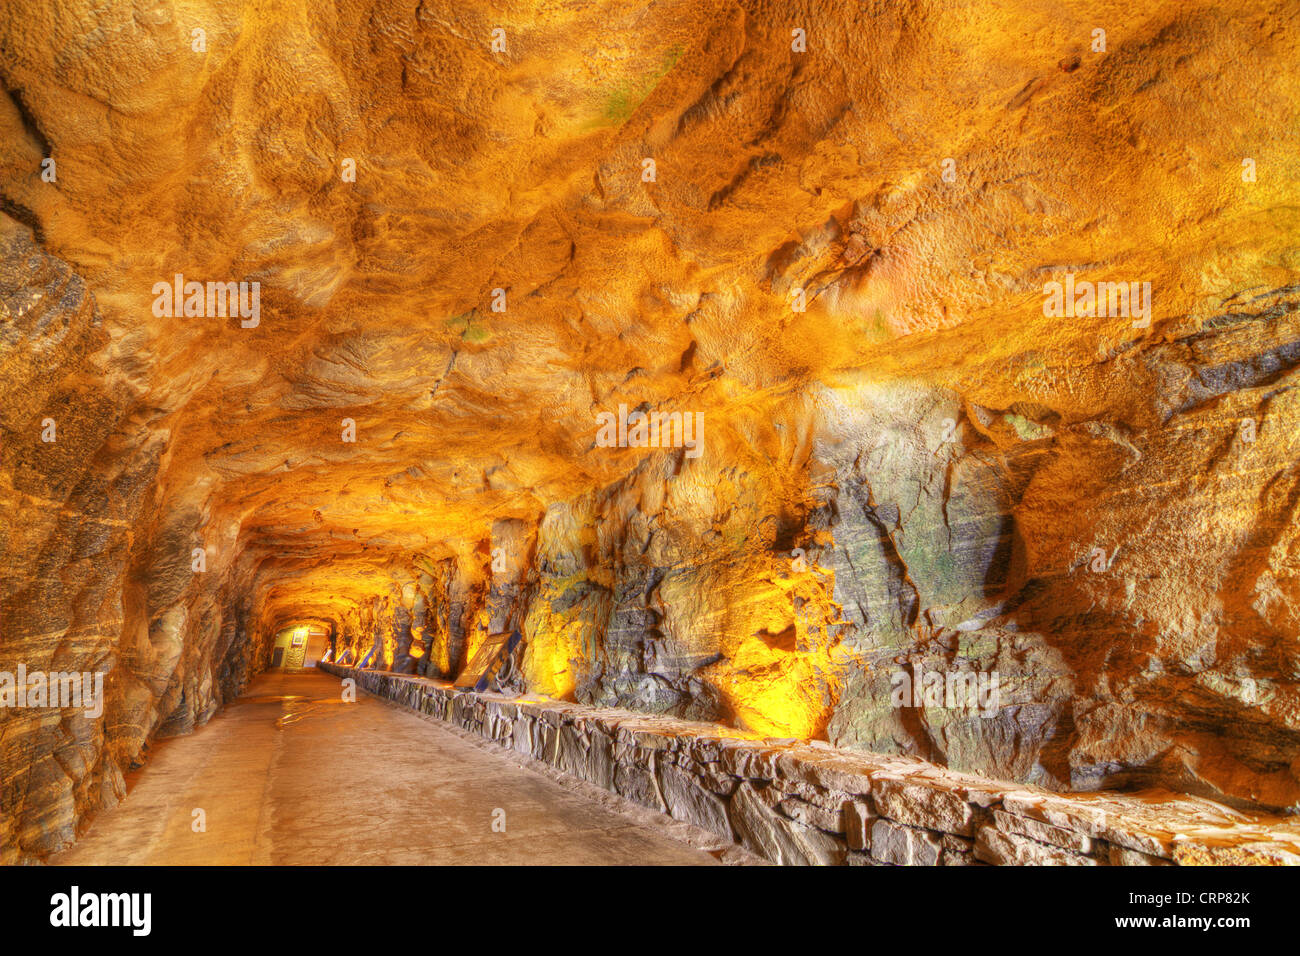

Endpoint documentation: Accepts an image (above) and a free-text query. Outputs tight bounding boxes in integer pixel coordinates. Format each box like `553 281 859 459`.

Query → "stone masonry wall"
319 663 1300 866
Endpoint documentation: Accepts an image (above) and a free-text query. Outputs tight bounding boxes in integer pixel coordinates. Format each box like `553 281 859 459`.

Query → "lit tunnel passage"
0 0 1298 876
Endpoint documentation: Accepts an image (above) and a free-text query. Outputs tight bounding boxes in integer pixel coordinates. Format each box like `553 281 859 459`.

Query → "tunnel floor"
51 669 724 865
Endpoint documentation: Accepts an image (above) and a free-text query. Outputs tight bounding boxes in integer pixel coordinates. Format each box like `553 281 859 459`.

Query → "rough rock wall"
0 221 268 861
320 354 1300 814
1 0 1298 862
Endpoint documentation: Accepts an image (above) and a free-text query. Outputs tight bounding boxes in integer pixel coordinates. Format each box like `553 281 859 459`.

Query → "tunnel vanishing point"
2 0 1300 867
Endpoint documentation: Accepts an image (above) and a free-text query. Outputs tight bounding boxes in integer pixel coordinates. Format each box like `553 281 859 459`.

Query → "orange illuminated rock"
0 0 1297 861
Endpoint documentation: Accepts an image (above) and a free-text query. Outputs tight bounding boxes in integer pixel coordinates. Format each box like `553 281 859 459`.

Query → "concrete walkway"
53 669 723 865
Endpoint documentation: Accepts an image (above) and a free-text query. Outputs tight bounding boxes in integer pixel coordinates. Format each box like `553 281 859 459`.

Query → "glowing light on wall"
521 615 583 700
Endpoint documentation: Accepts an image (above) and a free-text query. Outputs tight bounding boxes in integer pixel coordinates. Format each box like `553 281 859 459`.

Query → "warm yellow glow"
433 637 452 678
716 650 829 739
686 562 841 740
520 612 583 701
462 610 491 674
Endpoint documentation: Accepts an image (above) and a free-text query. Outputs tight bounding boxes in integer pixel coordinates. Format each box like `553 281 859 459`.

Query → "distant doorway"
285 629 307 668
271 624 330 669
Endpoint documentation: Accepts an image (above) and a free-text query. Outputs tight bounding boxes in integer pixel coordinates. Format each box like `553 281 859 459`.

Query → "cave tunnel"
1 0 1299 908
